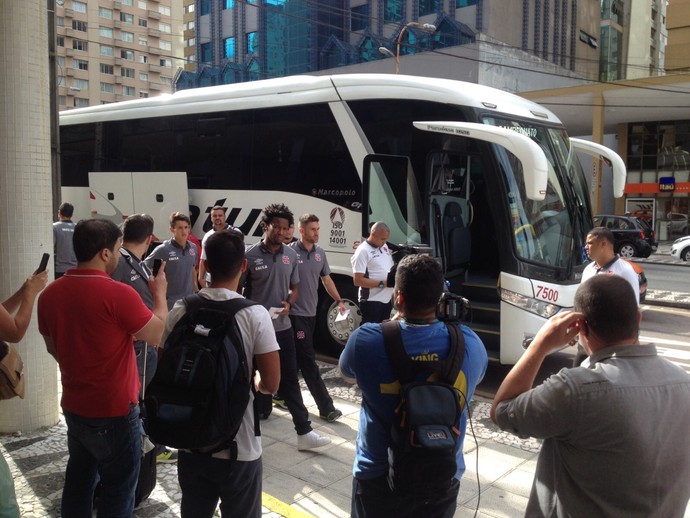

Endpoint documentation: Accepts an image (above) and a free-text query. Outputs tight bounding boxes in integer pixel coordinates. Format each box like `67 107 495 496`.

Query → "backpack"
380 320 466 496
144 295 258 457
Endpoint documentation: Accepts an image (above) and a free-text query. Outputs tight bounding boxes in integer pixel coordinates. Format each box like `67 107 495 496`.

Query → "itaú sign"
659 176 676 192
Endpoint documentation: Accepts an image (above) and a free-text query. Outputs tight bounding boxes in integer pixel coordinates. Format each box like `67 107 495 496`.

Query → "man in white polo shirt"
350 221 394 324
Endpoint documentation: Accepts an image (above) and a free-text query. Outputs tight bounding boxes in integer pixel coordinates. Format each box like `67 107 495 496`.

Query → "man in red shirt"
38 219 168 518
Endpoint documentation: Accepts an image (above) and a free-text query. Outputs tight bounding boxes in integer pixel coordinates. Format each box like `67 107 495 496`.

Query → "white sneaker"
297 431 331 451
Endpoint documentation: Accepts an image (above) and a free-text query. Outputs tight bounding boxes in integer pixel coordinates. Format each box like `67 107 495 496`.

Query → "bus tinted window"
60 103 360 208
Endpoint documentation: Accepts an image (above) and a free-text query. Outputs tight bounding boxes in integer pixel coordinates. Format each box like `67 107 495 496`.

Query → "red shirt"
188 234 202 268
38 269 154 418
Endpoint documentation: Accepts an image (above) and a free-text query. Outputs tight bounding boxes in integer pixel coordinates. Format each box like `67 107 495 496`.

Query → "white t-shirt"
162 288 280 461
350 240 394 303
581 256 640 306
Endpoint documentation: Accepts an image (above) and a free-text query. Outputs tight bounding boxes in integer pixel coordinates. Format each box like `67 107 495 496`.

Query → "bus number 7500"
535 285 559 302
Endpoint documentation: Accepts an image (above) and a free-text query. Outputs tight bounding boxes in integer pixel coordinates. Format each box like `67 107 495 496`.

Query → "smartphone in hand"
36 253 50 273
152 259 162 277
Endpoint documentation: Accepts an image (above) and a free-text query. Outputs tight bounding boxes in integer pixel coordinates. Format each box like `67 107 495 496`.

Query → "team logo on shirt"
315 254 322 262
296 330 305 340
282 255 290 265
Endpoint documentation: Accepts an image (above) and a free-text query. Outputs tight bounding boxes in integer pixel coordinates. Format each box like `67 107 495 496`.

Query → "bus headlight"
499 288 561 319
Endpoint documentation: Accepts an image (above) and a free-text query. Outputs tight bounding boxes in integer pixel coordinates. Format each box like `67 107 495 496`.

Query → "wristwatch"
378 281 385 289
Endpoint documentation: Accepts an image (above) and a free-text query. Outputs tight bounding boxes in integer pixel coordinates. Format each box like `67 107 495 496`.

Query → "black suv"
593 215 658 258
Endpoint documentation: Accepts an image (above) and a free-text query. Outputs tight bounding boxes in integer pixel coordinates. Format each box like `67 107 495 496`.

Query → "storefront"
623 120 690 240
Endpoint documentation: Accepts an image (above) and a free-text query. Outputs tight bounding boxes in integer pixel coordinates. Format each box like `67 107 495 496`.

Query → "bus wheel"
315 284 361 358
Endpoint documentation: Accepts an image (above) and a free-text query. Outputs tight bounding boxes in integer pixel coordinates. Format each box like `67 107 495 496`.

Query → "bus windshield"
483 117 584 271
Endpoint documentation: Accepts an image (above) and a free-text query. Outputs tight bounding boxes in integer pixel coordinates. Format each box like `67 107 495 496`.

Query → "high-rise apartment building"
624 0 667 79
666 0 690 72
176 0 601 90
55 0 183 110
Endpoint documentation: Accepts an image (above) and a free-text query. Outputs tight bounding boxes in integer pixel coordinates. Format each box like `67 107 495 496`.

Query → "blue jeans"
62 404 142 518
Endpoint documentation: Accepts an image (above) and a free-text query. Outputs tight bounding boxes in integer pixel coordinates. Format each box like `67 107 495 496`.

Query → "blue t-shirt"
339 320 488 481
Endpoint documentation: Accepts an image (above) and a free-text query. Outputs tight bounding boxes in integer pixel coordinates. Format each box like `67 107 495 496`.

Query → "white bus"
59 74 625 364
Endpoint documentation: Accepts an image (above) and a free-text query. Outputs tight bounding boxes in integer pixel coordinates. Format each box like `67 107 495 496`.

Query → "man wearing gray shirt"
145 212 198 309
491 275 690 517
53 202 77 278
244 204 330 451
286 214 345 422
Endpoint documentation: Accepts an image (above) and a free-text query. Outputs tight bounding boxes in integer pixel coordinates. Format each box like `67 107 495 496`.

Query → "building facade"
55 0 183 110
666 0 690 72
176 0 601 90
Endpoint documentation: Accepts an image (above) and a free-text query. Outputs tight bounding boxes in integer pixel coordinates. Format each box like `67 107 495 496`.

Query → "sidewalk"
2 364 690 517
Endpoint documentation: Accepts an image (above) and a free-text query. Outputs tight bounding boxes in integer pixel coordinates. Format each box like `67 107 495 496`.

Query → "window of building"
139 35 148 45
72 39 88 51
72 20 87 32
56 16 64 27
184 4 195 14
184 38 196 47
139 71 149 81
184 21 195 31
247 32 258 54
121 0 133 5
351 4 368 31
224 37 236 59
201 42 212 62
456 0 478 6
138 1 147 8
121 31 134 43
159 5 171 16
159 22 172 33
160 75 172 85
418 0 438 16
57 75 65 87
120 12 134 24
58 95 66 106
224 0 234 8
123 86 136 96
57 56 66 67
140 91 149 98
71 1 87 13
121 49 134 60
100 63 114 74
74 97 89 108
200 0 211 15
74 59 88 70
57 36 65 47
101 82 115 93
160 40 172 51
73 78 89 90
384 0 402 23
121 67 135 78
139 54 149 63
99 7 113 19
139 19 148 27
100 26 113 38
160 58 172 67
100 45 114 57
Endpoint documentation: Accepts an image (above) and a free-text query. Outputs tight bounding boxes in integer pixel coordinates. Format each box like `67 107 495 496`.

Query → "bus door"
427 152 473 280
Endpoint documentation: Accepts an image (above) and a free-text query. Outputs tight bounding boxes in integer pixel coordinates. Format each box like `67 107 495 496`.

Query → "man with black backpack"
155 230 280 517
340 254 488 518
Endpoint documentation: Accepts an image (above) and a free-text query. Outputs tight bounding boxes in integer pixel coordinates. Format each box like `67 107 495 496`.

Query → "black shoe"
319 409 343 423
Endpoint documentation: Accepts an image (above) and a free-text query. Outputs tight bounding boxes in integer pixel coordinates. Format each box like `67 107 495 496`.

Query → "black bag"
145 295 257 457
135 344 156 507
380 320 466 496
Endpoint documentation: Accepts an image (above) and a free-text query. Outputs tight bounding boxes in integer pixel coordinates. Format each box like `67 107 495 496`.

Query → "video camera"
386 243 470 323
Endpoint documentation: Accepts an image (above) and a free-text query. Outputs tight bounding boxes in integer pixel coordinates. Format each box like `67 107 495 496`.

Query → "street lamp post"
379 21 436 74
